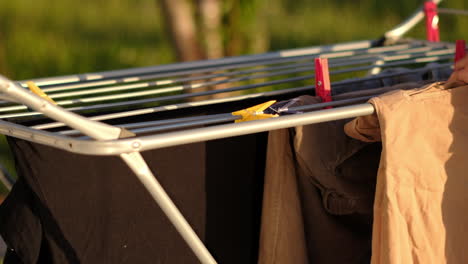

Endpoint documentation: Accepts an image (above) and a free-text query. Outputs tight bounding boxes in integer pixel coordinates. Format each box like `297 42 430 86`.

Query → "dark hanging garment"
0 90 285 264
0 177 42 264
259 99 379 264
1 133 268 264
258 82 429 264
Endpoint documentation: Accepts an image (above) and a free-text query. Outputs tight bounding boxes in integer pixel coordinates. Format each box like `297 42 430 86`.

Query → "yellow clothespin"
26 81 57 105
232 100 278 123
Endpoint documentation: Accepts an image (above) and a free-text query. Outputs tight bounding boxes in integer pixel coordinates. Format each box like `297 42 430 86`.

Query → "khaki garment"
345 82 468 264
258 82 426 264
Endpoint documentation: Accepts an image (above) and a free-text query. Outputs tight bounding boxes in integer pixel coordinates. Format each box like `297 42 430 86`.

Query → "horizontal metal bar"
41 45 450 99
38 55 314 93
1 48 411 106
44 56 380 99
70 96 374 138
0 52 453 116
32 85 314 130
2 42 447 112
60 113 236 136
0 77 123 140
76 104 376 155
120 113 234 130
129 104 376 152
58 53 452 108
32 47 394 93
19 40 374 87
331 62 451 87
31 59 324 94
0 119 77 150
35 42 422 94
20 61 452 126
96 114 239 138
438 8 468 16
290 95 373 112
57 86 380 138
20 41 438 95
0 103 375 156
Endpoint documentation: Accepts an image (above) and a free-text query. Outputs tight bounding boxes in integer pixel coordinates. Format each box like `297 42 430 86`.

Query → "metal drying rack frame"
1 1 462 263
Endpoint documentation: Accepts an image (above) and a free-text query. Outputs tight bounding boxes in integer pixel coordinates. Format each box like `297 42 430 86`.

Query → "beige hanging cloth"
345 81 468 264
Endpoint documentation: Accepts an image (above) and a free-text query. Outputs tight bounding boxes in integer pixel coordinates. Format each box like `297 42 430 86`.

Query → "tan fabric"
259 82 426 264
259 128 309 264
345 81 468 264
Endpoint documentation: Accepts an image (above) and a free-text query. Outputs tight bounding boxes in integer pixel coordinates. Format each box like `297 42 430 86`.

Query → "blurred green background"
0 0 466 195
1 0 466 80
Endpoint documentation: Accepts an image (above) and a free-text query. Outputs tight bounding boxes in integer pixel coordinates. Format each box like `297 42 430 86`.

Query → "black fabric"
4 249 23 264
2 89 307 264
206 134 267 263
0 178 42 264
2 134 267 264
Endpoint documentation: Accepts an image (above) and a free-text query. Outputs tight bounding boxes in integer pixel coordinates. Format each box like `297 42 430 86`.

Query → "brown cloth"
345 82 468 264
258 82 426 264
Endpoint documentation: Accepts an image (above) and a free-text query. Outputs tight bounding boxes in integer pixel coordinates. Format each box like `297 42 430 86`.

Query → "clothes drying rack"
0 1 465 263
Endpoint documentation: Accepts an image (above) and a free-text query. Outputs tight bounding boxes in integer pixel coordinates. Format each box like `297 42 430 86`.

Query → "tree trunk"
197 0 223 59
225 0 243 57
0 33 8 76
158 0 204 62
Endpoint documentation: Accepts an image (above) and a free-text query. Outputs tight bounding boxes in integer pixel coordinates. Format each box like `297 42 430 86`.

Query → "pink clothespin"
424 1 440 42
455 40 466 63
314 58 332 107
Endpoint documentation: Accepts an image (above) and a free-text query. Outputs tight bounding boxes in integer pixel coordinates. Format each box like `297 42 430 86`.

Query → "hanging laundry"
0 93 300 264
345 81 468 264
1 133 271 264
258 82 428 264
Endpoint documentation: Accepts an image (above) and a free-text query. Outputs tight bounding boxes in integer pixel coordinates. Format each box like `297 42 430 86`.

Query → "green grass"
0 0 174 80
1 0 466 80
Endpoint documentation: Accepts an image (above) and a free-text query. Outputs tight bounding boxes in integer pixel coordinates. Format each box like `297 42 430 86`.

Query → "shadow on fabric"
443 83 468 262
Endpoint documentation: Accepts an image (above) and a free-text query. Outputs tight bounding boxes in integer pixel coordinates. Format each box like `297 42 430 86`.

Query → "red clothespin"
424 1 440 42
314 58 332 107
455 40 466 63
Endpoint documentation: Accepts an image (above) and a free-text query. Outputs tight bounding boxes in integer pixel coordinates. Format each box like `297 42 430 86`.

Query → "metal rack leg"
0 163 14 191
120 152 217 264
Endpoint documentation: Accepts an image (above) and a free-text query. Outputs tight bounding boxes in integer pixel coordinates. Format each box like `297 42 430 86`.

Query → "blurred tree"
157 0 267 62
0 33 8 75
198 0 224 59
158 0 204 61
225 0 269 56
157 0 267 99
